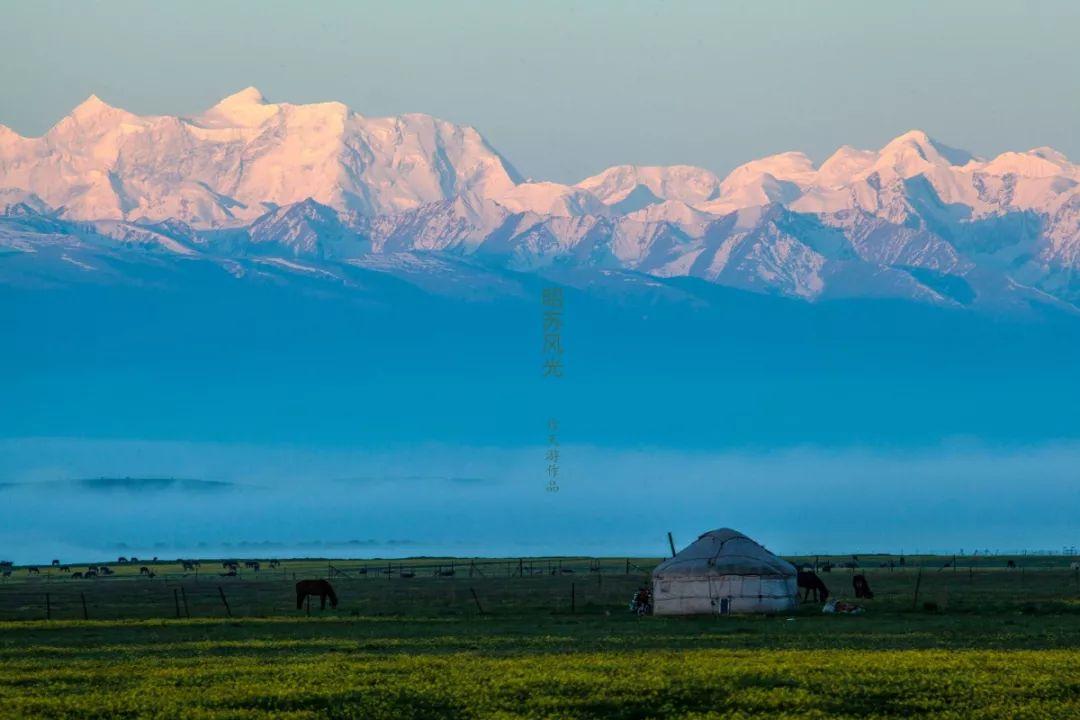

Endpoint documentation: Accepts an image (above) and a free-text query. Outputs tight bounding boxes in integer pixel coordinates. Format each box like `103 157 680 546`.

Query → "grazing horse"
797 570 830 602
181 561 197 571
139 566 151 576
27 566 39 575
296 579 338 610
852 574 874 599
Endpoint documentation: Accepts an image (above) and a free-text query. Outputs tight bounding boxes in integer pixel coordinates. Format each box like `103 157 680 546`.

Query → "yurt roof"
653 528 796 578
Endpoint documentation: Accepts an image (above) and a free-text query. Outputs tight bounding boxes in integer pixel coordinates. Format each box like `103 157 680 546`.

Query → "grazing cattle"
797 570 830 603
244 561 261 571
84 569 98 578
852 574 874 599
27 567 39 575
98 566 114 575
296 579 338 610
139 566 151 576
221 569 238 577
181 561 197 571
59 566 71 572
435 568 455 577
1007 560 1017 569
71 572 83 579
269 559 280 568
399 570 416 578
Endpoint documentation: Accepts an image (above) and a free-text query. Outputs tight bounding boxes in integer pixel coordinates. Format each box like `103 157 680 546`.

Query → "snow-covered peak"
1029 147 1071 165
50 94 144 137
873 130 976 175
199 86 280 127
723 152 817 186
977 150 1075 178
494 182 607 217
219 86 266 106
70 94 116 118
624 199 715 230
817 146 877 187
576 164 721 208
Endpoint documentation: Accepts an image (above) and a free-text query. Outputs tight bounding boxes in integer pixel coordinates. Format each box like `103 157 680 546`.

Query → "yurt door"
709 578 730 615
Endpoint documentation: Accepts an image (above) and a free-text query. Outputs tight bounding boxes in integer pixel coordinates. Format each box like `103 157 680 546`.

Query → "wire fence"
1 555 1077 622
0 557 656 621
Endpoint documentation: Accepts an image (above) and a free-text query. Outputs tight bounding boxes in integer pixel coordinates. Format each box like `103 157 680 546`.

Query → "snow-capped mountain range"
3 88 1080 311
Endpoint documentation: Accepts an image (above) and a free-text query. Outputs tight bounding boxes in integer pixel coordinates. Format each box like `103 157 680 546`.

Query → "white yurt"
651 528 798 615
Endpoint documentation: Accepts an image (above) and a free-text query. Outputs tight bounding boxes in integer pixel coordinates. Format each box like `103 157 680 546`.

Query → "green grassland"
2 554 1080 718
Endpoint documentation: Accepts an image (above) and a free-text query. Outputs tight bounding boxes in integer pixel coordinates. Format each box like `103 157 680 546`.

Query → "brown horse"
296 579 338 610
797 570 830 602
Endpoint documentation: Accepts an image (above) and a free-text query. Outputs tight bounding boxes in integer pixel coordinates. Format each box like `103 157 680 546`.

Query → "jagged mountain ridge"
1 89 1079 310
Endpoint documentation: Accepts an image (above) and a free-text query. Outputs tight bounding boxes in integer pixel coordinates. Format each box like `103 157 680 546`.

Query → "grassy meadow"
1 554 1080 718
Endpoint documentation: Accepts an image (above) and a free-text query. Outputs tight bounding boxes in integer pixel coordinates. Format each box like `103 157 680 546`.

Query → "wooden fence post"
80 592 88 621
469 587 484 615
174 589 181 619
45 593 51 620
181 586 191 618
912 565 923 610
218 586 232 617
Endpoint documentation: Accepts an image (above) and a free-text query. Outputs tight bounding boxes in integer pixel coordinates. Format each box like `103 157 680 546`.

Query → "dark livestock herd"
0 557 283 580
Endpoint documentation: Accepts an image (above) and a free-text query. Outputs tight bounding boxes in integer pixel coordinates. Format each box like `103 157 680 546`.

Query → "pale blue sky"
2 1 1078 182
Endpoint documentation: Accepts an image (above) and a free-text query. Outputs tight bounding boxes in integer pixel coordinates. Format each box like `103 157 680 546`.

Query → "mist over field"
2 437 1078 565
